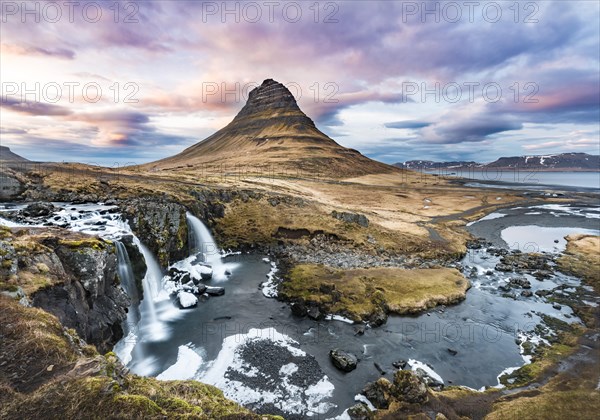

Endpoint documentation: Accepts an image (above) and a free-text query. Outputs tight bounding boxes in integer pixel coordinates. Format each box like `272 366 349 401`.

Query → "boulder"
414 368 444 390
362 378 391 409
22 202 56 217
347 403 373 420
330 349 358 372
205 286 225 296
178 291 198 308
168 267 191 284
306 304 323 320
392 370 428 404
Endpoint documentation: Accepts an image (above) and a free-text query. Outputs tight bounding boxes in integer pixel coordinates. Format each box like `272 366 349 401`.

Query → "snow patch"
407 359 444 384
198 327 335 416
261 261 279 298
157 345 203 380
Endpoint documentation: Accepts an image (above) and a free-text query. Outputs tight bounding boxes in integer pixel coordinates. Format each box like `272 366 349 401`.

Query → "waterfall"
115 241 139 305
133 237 164 301
186 212 229 281
118 236 176 373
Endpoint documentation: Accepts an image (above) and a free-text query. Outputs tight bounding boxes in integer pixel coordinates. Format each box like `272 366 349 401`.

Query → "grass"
280 264 470 321
0 296 282 419
485 390 600 420
558 234 600 292
499 315 584 388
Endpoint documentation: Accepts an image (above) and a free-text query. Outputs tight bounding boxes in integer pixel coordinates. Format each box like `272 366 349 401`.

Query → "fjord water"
428 170 600 189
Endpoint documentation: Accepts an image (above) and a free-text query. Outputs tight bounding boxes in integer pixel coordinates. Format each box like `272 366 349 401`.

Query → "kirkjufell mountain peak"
146 79 394 177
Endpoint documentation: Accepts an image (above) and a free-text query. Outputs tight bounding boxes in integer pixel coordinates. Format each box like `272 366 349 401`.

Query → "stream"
1 201 599 418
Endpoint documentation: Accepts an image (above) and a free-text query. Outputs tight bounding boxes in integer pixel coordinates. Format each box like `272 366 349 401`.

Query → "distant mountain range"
394 153 599 172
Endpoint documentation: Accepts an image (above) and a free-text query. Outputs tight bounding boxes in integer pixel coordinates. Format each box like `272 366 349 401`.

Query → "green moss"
500 316 583 388
0 283 19 292
113 394 164 415
58 238 107 252
280 264 469 321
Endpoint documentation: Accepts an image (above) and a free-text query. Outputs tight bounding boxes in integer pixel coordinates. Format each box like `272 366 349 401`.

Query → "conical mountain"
147 79 394 177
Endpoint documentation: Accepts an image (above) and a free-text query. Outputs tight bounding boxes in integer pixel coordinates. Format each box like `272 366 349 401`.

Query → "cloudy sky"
1 0 599 165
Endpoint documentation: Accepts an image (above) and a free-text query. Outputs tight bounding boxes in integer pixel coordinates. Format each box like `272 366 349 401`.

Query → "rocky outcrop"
362 370 429 410
0 167 27 200
331 210 369 227
0 227 129 353
393 371 428 403
122 198 189 266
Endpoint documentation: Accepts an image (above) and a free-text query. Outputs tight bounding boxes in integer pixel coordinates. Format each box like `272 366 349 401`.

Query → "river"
1 201 598 418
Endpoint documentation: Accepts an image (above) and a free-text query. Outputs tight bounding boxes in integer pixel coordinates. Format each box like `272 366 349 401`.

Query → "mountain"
394 160 480 170
0 146 29 162
146 79 394 178
394 153 599 172
485 153 599 171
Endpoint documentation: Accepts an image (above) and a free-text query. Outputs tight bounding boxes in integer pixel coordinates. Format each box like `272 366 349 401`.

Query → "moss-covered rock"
0 297 281 419
0 227 129 353
280 264 470 323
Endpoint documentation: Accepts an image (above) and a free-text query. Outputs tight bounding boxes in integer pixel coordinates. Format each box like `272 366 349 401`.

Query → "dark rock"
368 310 387 327
330 349 358 372
122 199 189 266
347 403 373 420
306 304 323 320
374 362 386 375
495 263 513 272
168 267 191 284
205 286 225 296
354 325 366 336
521 290 533 298
199 264 213 280
447 348 458 356
508 277 531 289
392 360 407 370
414 368 444 390
22 202 56 217
31 238 129 353
533 270 553 280
290 302 307 317
553 303 562 310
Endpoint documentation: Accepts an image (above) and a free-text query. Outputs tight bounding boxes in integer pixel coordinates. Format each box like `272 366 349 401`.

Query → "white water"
186 212 229 281
115 241 139 304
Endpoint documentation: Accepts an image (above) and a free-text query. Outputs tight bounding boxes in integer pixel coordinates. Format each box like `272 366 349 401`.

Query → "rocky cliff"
0 226 129 353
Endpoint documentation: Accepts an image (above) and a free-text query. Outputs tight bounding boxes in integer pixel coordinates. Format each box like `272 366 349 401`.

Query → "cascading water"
115 241 139 304
186 212 229 281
